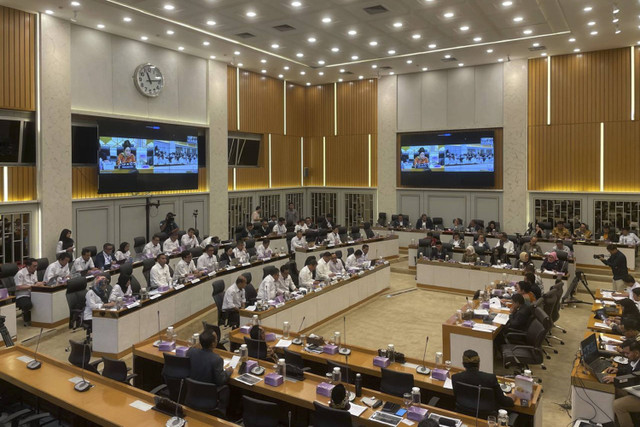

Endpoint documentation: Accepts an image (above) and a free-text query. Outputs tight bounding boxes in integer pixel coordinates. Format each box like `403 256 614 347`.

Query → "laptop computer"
580 333 613 382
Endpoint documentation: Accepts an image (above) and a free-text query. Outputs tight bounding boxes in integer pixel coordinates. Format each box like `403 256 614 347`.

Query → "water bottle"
277 358 286 378
435 351 443 367
239 344 248 373
334 332 341 349
283 321 291 339
497 409 509 426
251 314 259 326
332 367 342 383
387 344 395 363
166 326 176 343
411 387 421 405
355 373 362 397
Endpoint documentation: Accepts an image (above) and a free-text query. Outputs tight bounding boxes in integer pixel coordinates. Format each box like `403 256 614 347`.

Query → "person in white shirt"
181 228 199 249
328 226 342 246
276 265 297 294
144 235 162 258
43 253 71 284
150 254 172 289
298 260 319 289
233 241 250 264
83 276 114 323
345 250 363 269
222 275 247 328
115 242 131 262
251 207 262 223
290 230 307 253
495 233 515 255
272 217 287 236
14 258 43 326
621 275 640 299
257 267 279 301
450 232 464 249
71 248 96 275
329 253 346 275
632 288 640 310
551 239 568 253
316 252 334 281
174 250 202 280
56 228 75 255
362 244 370 261
163 232 181 253
294 219 308 233
197 244 218 271
109 274 132 302
257 239 273 259
200 235 220 248
619 227 640 246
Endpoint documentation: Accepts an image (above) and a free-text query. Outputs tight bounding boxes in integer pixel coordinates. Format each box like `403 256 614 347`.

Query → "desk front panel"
31 287 68 327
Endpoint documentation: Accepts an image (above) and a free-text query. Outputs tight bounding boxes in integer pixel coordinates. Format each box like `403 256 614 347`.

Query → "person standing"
159 213 179 234
285 202 299 226
597 244 629 291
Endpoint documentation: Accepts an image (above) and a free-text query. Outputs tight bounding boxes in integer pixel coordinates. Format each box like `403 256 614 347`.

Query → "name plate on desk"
275 302 285 308
347 241 355 244
227 266 236 270
190 279 200 284
126 302 140 309
149 294 161 300
208 271 216 277
242 262 251 267
174 284 185 290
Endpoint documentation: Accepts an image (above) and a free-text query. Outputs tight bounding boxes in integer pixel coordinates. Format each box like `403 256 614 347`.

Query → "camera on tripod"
593 254 605 259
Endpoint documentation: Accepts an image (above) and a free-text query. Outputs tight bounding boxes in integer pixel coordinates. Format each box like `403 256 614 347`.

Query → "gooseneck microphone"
338 316 351 355
416 337 431 375
27 328 44 370
74 341 92 392
165 378 186 427
291 316 306 345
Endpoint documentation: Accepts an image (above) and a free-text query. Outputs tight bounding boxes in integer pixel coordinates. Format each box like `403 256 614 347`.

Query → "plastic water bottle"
277 358 286 378
497 409 509 426
411 387 421 405
332 367 342 383
355 373 363 397
166 326 176 343
387 344 395 363
283 321 291 339
251 314 259 326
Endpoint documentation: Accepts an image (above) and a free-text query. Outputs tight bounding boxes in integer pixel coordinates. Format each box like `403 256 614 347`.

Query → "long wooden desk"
228 326 542 423
0 295 16 342
132 336 489 427
0 345 232 427
294 235 398 268
92 255 290 358
416 259 567 295
239 263 390 332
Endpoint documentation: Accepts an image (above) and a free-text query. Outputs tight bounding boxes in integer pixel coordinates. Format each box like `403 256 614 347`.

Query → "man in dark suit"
258 220 271 237
391 214 408 228
603 339 640 384
239 222 256 239
506 293 533 332
416 214 433 230
430 241 448 260
187 329 232 385
94 243 115 270
451 349 514 418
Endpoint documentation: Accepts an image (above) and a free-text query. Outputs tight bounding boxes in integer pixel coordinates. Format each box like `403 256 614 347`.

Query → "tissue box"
316 382 335 397
240 325 251 334
462 320 474 327
265 373 284 387
158 285 170 293
481 302 490 309
265 332 276 342
158 341 176 352
514 374 533 401
323 344 338 355
0 288 8 299
407 406 428 422
244 360 258 373
493 289 504 297
431 368 449 381
175 346 189 357
275 295 285 304
373 356 390 368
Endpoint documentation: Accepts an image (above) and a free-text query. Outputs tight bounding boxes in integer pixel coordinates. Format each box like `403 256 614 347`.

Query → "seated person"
232 241 249 264
541 252 563 272
257 239 273 259
620 274 640 299
461 246 477 263
619 227 640 246
109 273 132 302
219 246 235 266
221 275 246 328
329 383 350 410
276 265 297 294
257 220 271 237
599 224 617 242
450 232 464 248
632 288 640 311
614 393 640 427
416 213 433 230
451 349 514 418
605 299 640 335
524 264 544 291
197 244 218 271
346 249 363 269
329 253 346 275
524 272 542 300
467 220 482 232
187 329 233 385
181 228 199 249
362 244 370 261
272 217 287 236
506 293 532 331
238 223 255 240
391 214 408 228
290 230 307 253
150 253 172 289
514 251 534 269
489 246 508 266
551 239 568 253
173 250 202 280
412 148 430 169
316 252 334 280
143 235 162 258
298 259 320 289
14 258 44 326
200 235 220 248
294 219 308 233
485 221 498 235
474 234 490 254
305 217 316 230
163 232 181 253
43 252 71 284
515 280 536 305
573 223 592 240
71 248 97 275
521 236 542 255
533 223 545 238
327 226 342 245
551 221 571 239
114 242 131 262
257 266 279 301
94 243 116 270
430 241 448 260
83 276 115 327
451 218 465 232
495 233 515 255
603 339 640 384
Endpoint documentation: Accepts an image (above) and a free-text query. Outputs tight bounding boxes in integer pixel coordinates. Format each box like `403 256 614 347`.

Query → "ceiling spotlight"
389 72 395 75
296 52 304 57
393 22 403 28
203 41 210 46
458 63 464 67
291 1 302 6
460 25 469 31
590 30 598 35
339 69 345 73
406 59 413 64
123 17 132 22
502 1 513 6
444 54 451 59
615 28 621 34
318 61 326 66
338 78 343 82
210 55 216 59
573 48 580 52
261 69 267 73
319 71 324 75
422 67 428 71
359 75 364 79
234 51 241 55
369 41 378 46
237 63 243 67
443 12 454 18
306 82 311 86
388 49 396 55
473 36 482 42
271 43 279 49
584 6 592 12
428 43 437 49
513 16 523 22
300 71 306 75
322 17 332 23
97 24 105 29
246 11 257 17
284 66 290 70
278 74 284 78
613 6 620 14
140 36 148 41
348 30 357 36
613 18 619 23
532 42 540 47
498 58 504 62
371 64 378 68
541 52 548 57
163 4 175 11
166 30 174 35
351 55 359 60
206 20 216 26
588 21 596 26
45 9 54 14
71 1 81 6
523 29 533 35
308 37 316 43
487 48 494 53
331 47 340 52
412 34 421 39
569 37 576 42
178 46 184 51
260 59 267 63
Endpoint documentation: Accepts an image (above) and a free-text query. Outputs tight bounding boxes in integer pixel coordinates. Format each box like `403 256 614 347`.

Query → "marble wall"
377 75 398 217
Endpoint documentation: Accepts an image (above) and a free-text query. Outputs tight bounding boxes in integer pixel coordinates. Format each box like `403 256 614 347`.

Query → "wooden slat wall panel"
528 124 600 191
0 6 36 111
528 58 548 126
336 79 377 135
7 166 36 201
227 66 238 131
370 134 378 187
325 135 369 187
305 84 334 137
604 121 640 191
635 47 640 121
271 134 301 188
228 169 234 191
303 136 324 187
238 71 284 134
286 83 305 137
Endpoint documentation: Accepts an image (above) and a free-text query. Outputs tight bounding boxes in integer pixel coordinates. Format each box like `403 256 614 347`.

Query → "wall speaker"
303 167 309 178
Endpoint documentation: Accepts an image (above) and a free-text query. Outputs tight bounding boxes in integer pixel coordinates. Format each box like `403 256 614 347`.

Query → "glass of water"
487 416 497 427
403 393 412 409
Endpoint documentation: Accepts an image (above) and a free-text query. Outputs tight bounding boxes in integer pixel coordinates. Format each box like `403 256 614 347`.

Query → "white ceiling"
10 0 640 85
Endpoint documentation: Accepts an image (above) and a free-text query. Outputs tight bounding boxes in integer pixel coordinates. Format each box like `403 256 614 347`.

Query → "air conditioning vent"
379 66 393 70
363 5 389 15
528 45 546 51
273 24 296 31
342 71 354 75
235 32 255 38
441 56 457 62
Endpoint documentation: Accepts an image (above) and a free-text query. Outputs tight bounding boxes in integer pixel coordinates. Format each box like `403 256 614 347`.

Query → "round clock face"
133 63 164 97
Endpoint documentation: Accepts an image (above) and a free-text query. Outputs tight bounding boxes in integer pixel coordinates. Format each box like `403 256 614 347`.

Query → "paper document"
16 356 34 363
68 376 83 384
227 355 240 369
443 378 453 390
489 297 502 308
402 362 419 370
348 403 367 417
275 339 292 348
493 313 510 325
129 400 153 412
245 305 256 312
472 324 498 333
473 309 489 316
401 419 415 426
600 334 623 344
594 322 611 329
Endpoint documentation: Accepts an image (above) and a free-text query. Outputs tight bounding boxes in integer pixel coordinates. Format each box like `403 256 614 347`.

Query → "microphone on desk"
416 336 431 375
288 411 292 427
26 328 44 370
291 316 306 345
166 378 186 427
338 316 351 355
74 341 92 392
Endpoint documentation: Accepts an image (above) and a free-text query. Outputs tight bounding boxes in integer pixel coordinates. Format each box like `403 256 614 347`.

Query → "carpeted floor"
17 265 593 427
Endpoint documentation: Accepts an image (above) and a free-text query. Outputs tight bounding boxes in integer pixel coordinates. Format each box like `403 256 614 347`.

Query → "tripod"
562 271 596 305
0 316 14 347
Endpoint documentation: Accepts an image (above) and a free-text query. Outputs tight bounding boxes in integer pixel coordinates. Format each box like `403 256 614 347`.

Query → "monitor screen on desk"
580 333 599 364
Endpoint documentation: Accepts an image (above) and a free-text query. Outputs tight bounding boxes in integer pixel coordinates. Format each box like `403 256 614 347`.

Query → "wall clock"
133 63 164 97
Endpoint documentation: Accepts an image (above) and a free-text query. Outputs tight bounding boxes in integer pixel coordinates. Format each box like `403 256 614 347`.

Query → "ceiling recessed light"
246 11 257 17
359 75 364 79
613 18 619 23
348 30 357 36
613 7 620 14
308 37 316 43
498 58 504 62
406 59 413 64
428 43 437 49
206 20 216 26
322 17 332 23
523 29 533 35
588 21 596 26
569 37 576 42
97 24 105 29
210 55 216 59
369 41 378 46
163 4 175 11
573 48 580 52
260 59 267 63
502 1 513 6
284 66 290 70
140 36 148 41
584 6 592 12
271 43 279 49
473 36 482 42
486 48 494 53
388 49 396 55
306 82 311 86
45 9 54 14
351 55 359 60
444 12 454 18
203 41 210 46
339 68 345 73
458 63 464 67
541 52 547 57
412 34 421 39
291 1 302 7
123 17 132 22
166 30 174 35
296 52 304 57
331 47 340 52
178 46 184 51
532 42 540 47
319 71 324 75
615 28 621 34
318 60 325 65
261 69 267 73
460 25 469 31
300 71 306 75
422 67 428 71
590 31 598 35
371 64 377 69
278 74 284 78
444 54 451 59
513 16 523 22
71 1 81 6
338 78 343 82
237 63 243 67
389 72 395 75
234 51 241 55
393 22 403 28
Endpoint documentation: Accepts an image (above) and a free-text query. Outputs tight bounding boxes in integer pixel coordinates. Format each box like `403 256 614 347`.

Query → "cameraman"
159 212 179 234
596 244 628 291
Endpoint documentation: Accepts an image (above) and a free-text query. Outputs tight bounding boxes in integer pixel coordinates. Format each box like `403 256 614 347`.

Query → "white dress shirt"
144 242 161 258
345 254 362 269
174 259 197 279
197 254 217 270
495 239 515 255
361 251 369 262
150 263 172 288
233 248 249 263
181 234 199 249
108 284 131 302
619 233 640 246
272 224 287 235
298 266 315 289
71 256 95 274
222 283 245 310
200 236 215 248
163 238 180 253
14 268 37 299
450 239 464 248
290 236 306 253
294 224 308 233
276 275 296 294
328 232 342 245
257 244 272 259
114 250 131 262
43 261 69 283
83 289 105 321
316 258 332 281
627 282 640 299
56 241 75 254
329 259 346 275
257 275 278 301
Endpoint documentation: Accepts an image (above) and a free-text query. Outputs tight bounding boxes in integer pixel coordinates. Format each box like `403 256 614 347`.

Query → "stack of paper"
594 322 611 329
472 324 498 333
493 313 510 325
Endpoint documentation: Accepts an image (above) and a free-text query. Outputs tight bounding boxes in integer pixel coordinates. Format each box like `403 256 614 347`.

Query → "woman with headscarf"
109 274 132 302
56 228 75 255
541 252 562 272
461 245 477 263
515 251 534 269
83 275 114 327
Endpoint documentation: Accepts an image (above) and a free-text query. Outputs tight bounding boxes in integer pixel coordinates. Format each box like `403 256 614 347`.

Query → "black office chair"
391 214 398 223
347 248 354 257
65 276 88 331
550 281 567 335
334 250 343 260
493 221 501 232
244 336 269 360
312 401 352 427
306 230 318 243
283 347 304 369
363 222 375 239
83 246 97 257
379 367 414 397
141 258 156 288
150 353 191 403
67 340 101 373
351 226 361 240
211 280 227 327
202 320 227 350
432 217 443 230
242 395 280 427
377 212 387 227
338 227 348 242
246 239 256 250
189 246 203 259
101 357 136 384
287 261 299 286
133 236 146 254
244 283 258 305
452 381 499 419
0 263 19 295
327 360 352 384
35 257 49 282
442 243 454 254
472 219 485 228
158 232 169 247
500 318 548 371
286 231 296 250
183 378 229 418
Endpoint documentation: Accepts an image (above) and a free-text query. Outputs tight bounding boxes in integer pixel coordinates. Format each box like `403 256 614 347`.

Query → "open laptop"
580 333 613 382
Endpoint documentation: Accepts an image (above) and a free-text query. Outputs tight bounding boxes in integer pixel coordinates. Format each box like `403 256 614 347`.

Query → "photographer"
596 244 628 291
159 212 179 234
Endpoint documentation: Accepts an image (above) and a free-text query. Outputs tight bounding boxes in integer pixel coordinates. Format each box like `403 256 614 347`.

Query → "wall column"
39 15 72 259
502 59 529 231
207 60 229 237
377 75 398 217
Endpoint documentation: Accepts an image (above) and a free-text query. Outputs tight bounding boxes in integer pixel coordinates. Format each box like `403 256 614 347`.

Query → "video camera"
593 254 606 259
